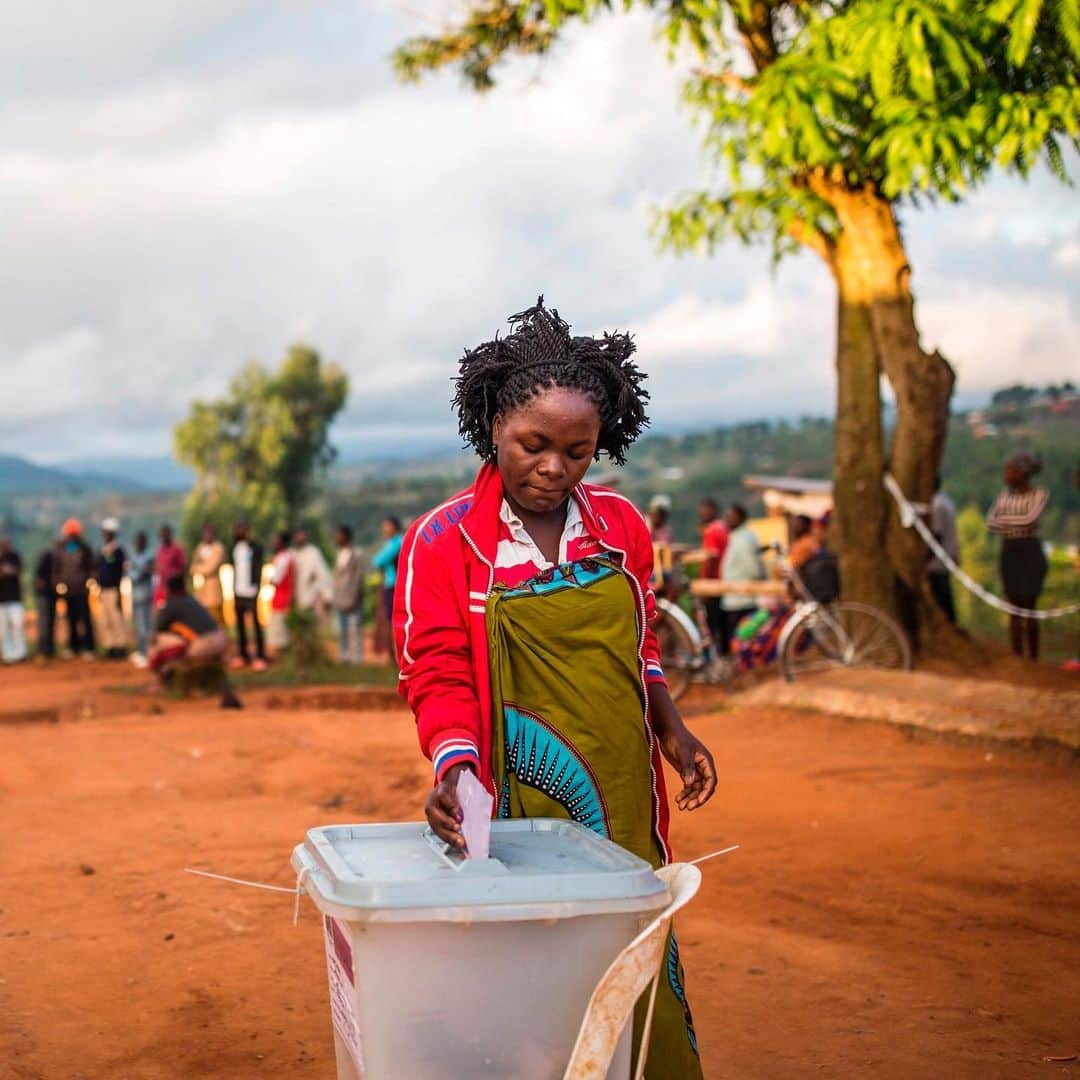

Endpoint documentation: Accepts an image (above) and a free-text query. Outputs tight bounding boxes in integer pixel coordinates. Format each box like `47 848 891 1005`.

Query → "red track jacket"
393 463 673 857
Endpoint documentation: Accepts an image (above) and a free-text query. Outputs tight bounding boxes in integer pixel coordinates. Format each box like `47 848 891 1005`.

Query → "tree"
991 384 1039 407
173 345 348 546
394 0 1078 645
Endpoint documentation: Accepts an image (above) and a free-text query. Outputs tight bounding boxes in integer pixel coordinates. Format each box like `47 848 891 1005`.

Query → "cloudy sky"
2 1 1077 466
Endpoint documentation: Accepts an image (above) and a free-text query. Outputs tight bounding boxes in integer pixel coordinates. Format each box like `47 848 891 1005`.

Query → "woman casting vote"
394 298 716 1077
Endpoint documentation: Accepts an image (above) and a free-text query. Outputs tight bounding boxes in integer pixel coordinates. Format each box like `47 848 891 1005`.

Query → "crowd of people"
0 516 406 673
641 451 1059 666
0 454 1060 672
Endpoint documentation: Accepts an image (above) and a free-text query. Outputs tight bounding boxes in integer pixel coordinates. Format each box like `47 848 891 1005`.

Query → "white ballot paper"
456 768 493 860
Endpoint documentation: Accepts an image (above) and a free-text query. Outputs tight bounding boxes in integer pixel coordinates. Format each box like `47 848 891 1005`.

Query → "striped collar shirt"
493 496 590 585
986 487 1048 539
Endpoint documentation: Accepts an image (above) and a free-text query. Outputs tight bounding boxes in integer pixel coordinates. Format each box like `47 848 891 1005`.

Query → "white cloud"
1053 240 1080 269
919 286 1080 388
635 276 832 362
0 1 1076 464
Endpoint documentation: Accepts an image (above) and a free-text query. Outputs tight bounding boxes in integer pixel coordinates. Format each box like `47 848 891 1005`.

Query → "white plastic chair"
563 863 702 1080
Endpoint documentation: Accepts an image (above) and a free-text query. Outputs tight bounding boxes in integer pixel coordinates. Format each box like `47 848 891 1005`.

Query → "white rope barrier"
883 473 1080 621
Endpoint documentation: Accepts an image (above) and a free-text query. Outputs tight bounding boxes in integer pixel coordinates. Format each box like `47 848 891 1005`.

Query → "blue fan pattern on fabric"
666 932 700 1055
500 557 618 601
498 704 610 837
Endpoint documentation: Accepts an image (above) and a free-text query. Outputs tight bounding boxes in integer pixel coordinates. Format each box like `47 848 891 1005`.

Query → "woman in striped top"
986 453 1049 659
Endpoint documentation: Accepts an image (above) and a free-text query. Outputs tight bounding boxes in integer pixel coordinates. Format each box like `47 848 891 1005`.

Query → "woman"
394 299 715 1078
190 522 226 625
987 453 1049 660
267 531 294 654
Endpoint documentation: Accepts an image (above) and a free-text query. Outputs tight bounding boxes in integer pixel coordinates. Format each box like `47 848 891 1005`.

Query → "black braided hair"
453 296 649 465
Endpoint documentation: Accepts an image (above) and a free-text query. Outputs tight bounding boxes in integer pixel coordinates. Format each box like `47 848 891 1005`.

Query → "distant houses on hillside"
965 383 1079 439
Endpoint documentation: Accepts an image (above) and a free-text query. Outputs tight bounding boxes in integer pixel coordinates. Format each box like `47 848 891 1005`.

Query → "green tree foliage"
173 346 348 547
395 0 1077 634
396 0 1077 258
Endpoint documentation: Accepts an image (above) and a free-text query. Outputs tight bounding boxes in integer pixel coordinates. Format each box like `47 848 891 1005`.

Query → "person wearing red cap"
53 519 95 659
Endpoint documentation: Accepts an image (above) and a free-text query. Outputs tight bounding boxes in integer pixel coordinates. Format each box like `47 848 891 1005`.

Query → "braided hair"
453 296 649 465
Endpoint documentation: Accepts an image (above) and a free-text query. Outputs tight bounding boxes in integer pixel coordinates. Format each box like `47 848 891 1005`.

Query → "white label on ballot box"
323 915 365 1076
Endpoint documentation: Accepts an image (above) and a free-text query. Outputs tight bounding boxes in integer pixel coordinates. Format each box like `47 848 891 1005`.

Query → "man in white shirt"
293 528 333 616
230 521 267 671
719 504 766 650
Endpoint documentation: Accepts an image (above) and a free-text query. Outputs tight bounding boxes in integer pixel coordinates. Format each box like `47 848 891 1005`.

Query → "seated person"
149 575 239 706
787 514 820 571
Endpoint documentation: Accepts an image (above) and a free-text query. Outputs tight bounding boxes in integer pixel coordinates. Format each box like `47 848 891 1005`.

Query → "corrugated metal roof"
744 474 833 495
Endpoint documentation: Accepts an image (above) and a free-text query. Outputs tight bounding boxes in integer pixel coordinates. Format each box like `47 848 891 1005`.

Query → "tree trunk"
787 170 981 658
831 244 893 615
825 185 978 656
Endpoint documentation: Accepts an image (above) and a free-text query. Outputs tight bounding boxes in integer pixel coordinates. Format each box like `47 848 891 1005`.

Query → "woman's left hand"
659 724 717 811
649 684 717 811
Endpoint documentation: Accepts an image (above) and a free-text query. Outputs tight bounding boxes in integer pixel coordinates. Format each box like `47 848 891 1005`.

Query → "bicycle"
654 545 911 702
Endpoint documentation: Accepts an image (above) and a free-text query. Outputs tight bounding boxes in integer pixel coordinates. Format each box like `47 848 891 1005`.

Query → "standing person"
292 527 332 617
331 524 365 664
190 523 226 625
927 475 960 624
372 515 403 657
128 530 155 666
647 496 677 600
267 531 294 654
154 525 186 608
53 519 96 659
0 537 27 664
396 299 714 1079
647 495 675 545
32 544 56 659
96 517 128 658
698 497 729 652
229 521 267 671
987 453 1049 660
719 503 766 648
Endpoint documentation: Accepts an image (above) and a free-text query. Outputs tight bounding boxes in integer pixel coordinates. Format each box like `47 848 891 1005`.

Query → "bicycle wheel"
779 601 911 682
654 607 697 702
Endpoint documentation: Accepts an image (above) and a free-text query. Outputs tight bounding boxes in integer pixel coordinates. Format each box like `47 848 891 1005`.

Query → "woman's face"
1004 463 1027 489
492 386 601 514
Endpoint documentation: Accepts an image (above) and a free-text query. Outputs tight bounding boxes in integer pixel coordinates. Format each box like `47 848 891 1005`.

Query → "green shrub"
283 607 326 672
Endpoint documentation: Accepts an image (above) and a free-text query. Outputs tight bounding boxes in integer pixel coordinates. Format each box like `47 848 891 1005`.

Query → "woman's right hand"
425 762 473 849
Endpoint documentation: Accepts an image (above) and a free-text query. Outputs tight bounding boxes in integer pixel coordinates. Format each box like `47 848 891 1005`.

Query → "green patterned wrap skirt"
487 555 703 1079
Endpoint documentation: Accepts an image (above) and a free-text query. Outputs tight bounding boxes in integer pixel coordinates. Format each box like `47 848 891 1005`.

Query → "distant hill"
0 454 144 494
49 455 193 491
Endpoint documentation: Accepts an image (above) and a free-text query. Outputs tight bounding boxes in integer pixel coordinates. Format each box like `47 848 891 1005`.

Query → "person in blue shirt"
372 516 403 657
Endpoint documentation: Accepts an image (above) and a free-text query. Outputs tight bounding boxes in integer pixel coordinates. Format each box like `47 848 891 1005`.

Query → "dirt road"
0 662 1077 1078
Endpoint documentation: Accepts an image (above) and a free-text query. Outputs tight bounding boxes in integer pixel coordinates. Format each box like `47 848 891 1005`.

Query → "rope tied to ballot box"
183 848 739 923
184 866 310 926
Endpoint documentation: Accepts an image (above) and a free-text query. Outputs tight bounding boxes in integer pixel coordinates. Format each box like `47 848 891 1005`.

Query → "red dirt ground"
0 660 1077 1079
